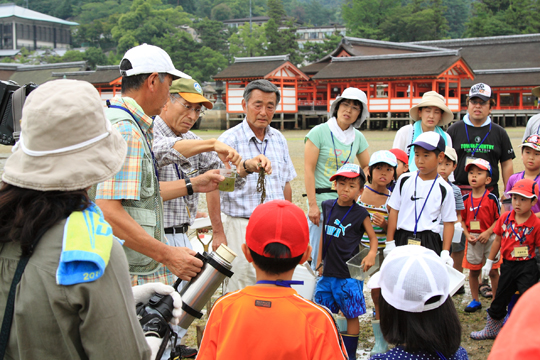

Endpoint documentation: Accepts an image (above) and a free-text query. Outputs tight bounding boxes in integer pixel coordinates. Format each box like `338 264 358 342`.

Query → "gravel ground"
0 126 528 359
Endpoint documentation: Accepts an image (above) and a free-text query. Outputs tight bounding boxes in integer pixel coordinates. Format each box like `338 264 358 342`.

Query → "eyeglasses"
469 99 488 106
171 95 205 116
340 102 361 112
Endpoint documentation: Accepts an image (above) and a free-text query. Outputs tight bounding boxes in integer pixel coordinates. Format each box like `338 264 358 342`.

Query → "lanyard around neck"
107 102 159 181
465 121 492 158
330 132 353 171
256 280 304 287
413 173 438 236
323 200 354 259
252 137 268 155
505 212 526 245
520 171 540 181
365 185 390 197
472 189 487 220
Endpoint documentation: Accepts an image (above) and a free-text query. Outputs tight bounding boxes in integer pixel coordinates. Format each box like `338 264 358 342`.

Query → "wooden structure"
51 65 122 101
213 55 310 129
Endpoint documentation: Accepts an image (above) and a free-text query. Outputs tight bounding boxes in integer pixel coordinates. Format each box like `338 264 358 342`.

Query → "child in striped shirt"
358 150 397 356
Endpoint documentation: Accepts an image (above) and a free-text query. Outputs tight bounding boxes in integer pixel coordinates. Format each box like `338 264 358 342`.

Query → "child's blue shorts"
313 276 366 319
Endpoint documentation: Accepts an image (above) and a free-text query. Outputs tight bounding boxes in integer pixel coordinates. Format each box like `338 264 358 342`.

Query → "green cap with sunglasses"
169 78 213 109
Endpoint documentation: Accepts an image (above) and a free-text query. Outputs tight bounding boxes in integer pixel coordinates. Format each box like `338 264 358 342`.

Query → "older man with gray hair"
218 79 297 293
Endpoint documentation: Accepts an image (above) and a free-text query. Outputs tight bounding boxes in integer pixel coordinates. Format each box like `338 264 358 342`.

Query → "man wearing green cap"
154 78 245 259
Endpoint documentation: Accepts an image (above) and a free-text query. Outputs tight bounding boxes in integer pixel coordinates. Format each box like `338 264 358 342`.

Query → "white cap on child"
368 245 454 313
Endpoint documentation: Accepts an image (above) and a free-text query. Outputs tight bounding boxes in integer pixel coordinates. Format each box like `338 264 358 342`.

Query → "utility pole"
249 0 252 57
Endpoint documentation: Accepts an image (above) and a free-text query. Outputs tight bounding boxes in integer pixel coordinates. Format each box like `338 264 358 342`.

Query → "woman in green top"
304 87 370 270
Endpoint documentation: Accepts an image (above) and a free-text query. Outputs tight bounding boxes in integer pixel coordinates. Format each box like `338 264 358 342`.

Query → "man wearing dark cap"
94 44 223 287
447 82 515 198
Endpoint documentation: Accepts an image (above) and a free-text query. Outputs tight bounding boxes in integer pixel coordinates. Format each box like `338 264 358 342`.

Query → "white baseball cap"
444 146 458 163
367 245 464 313
469 83 491 102
120 43 191 80
369 150 397 167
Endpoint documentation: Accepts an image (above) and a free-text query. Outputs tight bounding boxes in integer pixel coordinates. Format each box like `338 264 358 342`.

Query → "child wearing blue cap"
386 132 457 266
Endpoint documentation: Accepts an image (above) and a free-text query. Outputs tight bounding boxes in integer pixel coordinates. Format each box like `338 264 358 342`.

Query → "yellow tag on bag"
408 237 421 246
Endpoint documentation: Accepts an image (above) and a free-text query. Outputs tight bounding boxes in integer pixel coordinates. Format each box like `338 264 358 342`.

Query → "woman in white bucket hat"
393 91 454 173
304 87 370 271
0 80 180 359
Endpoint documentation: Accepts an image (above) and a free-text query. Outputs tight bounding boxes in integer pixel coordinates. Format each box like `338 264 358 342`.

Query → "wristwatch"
185 177 194 195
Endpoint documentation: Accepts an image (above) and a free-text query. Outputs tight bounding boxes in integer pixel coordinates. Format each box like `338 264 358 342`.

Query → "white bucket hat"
2 79 127 191
329 87 369 128
409 91 454 127
367 245 465 313
532 86 540 98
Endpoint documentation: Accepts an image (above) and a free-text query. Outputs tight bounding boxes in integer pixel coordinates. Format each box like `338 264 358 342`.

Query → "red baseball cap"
246 200 309 258
508 178 539 199
329 163 366 182
389 148 408 165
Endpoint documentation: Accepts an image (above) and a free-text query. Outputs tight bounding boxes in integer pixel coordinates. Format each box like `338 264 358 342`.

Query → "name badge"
470 220 481 231
408 236 421 246
331 181 336 191
513 246 529 258
465 156 477 168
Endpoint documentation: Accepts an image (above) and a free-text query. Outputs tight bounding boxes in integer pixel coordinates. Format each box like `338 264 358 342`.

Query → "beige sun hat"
533 86 540 98
409 91 454 127
2 79 127 191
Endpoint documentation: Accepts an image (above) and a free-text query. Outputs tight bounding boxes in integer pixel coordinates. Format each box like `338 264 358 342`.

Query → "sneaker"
179 345 198 358
465 299 482 313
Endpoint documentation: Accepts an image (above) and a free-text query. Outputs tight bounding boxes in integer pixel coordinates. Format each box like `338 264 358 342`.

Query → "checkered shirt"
153 115 226 227
95 97 153 200
218 119 297 218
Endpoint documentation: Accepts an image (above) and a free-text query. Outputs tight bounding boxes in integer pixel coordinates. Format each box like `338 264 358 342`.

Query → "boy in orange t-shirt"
197 200 348 360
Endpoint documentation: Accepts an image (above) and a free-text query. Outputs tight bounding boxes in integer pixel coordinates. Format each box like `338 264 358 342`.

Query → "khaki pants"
223 215 256 293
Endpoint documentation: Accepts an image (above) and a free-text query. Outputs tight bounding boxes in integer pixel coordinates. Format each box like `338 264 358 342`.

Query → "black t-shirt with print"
447 120 515 198
321 199 369 278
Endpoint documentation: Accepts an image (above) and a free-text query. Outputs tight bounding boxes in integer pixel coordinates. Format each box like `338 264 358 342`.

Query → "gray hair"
243 79 281 105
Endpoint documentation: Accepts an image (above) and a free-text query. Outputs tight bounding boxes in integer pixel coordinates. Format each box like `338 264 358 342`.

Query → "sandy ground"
0 126 529 359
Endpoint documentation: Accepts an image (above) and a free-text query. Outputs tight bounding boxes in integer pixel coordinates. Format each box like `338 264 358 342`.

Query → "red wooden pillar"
327 82 331 112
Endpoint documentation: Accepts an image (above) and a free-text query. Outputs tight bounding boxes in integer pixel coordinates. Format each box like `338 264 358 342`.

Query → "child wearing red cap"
197 200 348 360
314 163 379 359
471 178 540 340
461 158 501 313
388 148 409 192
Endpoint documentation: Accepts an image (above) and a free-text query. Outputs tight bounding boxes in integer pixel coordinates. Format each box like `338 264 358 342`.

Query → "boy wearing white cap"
386 132 457 265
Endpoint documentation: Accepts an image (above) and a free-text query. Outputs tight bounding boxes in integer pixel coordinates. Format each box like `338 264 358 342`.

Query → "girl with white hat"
304 87 370 271
0 80 181 359
393 91 454 172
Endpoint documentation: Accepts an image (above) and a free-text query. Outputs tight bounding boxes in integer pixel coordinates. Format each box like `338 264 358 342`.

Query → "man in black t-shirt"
447 83 515 199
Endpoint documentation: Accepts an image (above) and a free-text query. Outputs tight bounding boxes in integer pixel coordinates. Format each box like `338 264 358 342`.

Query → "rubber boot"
341 333 358 360
370 320 389 355
470 312 504 340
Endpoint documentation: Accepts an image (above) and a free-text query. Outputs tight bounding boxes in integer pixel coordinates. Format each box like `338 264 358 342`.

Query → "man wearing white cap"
447 83 515 199
522 86 540 141
94 44 223 286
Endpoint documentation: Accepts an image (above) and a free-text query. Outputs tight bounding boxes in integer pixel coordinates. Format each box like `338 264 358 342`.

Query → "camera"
0 81 38 145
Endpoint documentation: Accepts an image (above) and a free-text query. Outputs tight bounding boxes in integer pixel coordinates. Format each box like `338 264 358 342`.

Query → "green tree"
443 0 470 38
380 0 449 41
229 22 268 57
211 3 233 20
342 0 398 39
194 18 230 55
84 47 108 68
268 0 286 22
111 0 192 54
300 32 342 63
